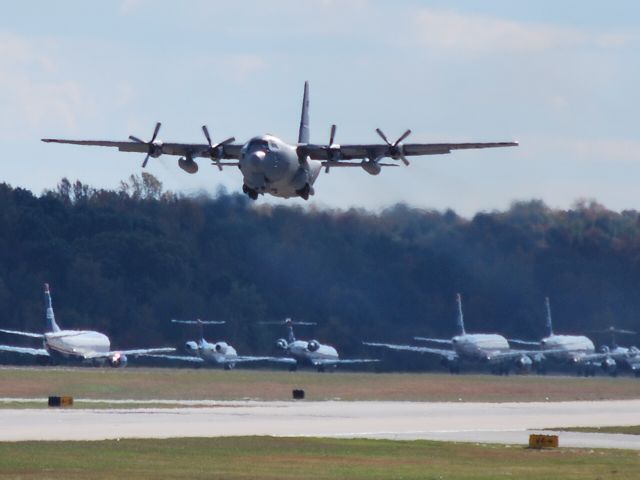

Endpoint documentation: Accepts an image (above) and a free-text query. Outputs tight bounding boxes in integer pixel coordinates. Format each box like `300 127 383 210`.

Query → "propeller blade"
375 128 391 146
202 125 212 147
394 129 412 146
215 136 236 148
150 122 161 143
129 135 145 143
329 124 336 146
400 155 410 166
142 154 150 168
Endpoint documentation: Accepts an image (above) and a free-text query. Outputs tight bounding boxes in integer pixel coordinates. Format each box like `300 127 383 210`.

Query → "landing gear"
242 184 258 200
317 365 326 373
289 363 298 372
295 183 310 200
224 363 235 370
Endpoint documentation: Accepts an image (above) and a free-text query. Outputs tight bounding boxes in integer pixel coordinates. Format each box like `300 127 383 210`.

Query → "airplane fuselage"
239 135 322 198
286 339 339 366
541 334 595 362
44 330 110 361
452 333 511 362
192 340 238 365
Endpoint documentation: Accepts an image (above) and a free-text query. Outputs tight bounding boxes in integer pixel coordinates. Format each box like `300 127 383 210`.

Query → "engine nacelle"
600 345 611 354
185 341 199 353
178 157 199 174
601 356 617 371
361 159 381 176
276 338 288 350
109 353 128 368
307 340 320 352
214 342 228 354
515 354 533 371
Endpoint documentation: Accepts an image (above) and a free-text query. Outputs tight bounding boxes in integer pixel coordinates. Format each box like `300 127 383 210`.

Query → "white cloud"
0 32 95 139
413 10 637 53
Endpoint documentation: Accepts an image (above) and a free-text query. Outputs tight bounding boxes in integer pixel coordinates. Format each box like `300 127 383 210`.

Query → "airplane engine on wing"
307 340 320 352
601 356 617 376
178 157 199 174
361 159 381 176
276 338 288 350
108 352 128 368
185 341 199 353
214 342 228 354
514 354 533 372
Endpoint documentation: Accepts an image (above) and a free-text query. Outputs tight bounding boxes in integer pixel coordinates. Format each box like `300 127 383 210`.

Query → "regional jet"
0 284 174 367
42 82 518 201
364 294 534 375
261 318 378 372
509 298 607 376
143 319 294 369
591 326 640 377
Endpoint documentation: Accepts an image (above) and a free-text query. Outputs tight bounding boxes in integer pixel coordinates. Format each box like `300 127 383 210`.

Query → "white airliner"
0 284 174 367
509 297 606 376
42 82 518 201
143 319 294 369
364 293 533 375
262 318 378 372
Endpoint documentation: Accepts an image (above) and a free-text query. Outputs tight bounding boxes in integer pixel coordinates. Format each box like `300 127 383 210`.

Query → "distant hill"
0 174 638 366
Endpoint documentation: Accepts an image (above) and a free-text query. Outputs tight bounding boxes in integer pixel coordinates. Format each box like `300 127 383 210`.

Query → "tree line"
0 174 639 367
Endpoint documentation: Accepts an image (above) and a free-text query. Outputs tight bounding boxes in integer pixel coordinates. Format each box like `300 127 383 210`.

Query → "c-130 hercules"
42 82 518 201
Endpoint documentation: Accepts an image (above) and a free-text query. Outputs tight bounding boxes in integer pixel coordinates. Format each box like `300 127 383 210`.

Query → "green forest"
0 173 639 365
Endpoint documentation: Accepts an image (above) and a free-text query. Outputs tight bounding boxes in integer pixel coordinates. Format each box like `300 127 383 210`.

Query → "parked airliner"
261 318 378 372
364 294 534 374
0 284 174 367
144 319 294 369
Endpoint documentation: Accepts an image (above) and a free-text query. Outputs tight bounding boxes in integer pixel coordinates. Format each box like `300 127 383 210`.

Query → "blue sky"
1 0 639 215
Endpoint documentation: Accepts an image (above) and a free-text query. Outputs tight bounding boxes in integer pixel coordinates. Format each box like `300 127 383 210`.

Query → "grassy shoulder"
0 436 638 480
552 426 640 435
1 367 640 404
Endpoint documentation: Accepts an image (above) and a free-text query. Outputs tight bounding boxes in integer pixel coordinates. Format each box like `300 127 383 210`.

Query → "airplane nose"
245 150 266 169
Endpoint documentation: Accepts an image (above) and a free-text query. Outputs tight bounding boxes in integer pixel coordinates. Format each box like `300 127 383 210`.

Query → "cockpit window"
247 139 269 150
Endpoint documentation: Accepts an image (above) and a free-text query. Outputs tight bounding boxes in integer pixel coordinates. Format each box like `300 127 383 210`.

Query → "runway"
1 399 639 449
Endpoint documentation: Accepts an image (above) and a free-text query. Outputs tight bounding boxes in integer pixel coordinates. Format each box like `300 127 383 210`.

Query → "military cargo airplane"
0 284 174 367
143 319 294 369
260 318 378 372
42 82 518 201
364 294 534 375
509 298 607 376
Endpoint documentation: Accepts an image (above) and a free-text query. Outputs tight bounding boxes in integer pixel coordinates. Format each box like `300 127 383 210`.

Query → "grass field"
0 436 638 480
0 367 639 404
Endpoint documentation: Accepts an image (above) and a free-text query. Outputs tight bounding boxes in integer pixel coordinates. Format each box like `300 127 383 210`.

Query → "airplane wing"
508 338 540 347
311 358 379 366
232 356 297 364
363 341 456 359
85 347 176 359
302 141 518 162
141 353 205 363
0 344 49 356
413 337 453 345
41 139 243 162
0 329 44 339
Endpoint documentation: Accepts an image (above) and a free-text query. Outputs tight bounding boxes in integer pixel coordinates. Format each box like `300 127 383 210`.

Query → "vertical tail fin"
297 81 310 144
43 283 61 333
544 297 554 336
455 293 466 336
196 319 205 343
285 318 296 343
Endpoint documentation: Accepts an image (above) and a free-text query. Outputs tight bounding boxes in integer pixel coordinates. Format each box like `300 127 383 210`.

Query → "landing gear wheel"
296 183 311 200
289 363 298 372
242 184 258 200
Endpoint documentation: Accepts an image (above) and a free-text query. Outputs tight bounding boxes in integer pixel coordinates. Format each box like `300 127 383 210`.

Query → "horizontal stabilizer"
171 319 226 325
0 344 49 356
413 337 452 345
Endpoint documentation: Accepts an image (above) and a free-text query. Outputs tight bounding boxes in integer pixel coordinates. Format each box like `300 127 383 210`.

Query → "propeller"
375 128 412 166
129 122 163 168
202 125 235 171
325 124 341 173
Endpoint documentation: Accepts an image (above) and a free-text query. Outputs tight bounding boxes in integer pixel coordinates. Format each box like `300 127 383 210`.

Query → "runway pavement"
1 399 639 449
